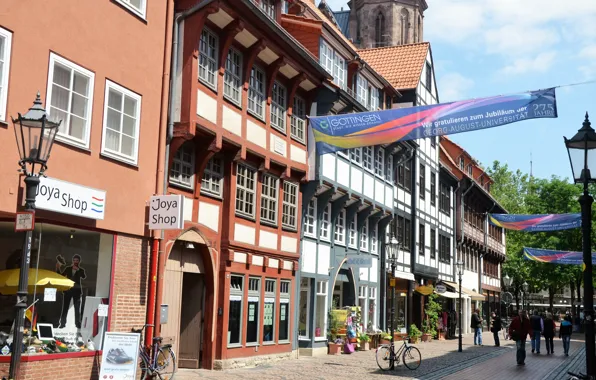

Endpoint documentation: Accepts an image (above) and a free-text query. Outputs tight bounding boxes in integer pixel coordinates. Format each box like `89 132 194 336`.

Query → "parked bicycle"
376 336 421 371
502 321 510 340
131 324 177 380
568 371 593 380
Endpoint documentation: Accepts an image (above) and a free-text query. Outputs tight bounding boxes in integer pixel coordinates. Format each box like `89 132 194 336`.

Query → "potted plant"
409 324 422 344
328 337 344 355
357 333 371 351
380 332 392 345
423 292 442 341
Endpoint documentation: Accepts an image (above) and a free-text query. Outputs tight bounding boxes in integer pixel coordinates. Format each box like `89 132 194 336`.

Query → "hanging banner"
489 213 581 232
523 247 596 265
308 88 557 155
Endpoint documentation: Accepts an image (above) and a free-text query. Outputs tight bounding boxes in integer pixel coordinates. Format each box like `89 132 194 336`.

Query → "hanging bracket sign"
148 194 184 230
435 284 447 294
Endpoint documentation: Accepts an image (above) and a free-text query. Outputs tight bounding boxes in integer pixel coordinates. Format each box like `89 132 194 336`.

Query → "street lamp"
503 274 512 320
456 260 464 353
564 112 596 379
522 281 529 311
9 93 60 380
386 235 399 369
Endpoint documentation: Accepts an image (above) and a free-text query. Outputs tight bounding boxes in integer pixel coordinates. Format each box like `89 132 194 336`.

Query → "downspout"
452 180 461 282
409 146 417 330
481 201 496 322
459 180 474 334
153 0 217 341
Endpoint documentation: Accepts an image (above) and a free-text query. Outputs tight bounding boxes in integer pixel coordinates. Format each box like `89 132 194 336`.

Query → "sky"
324 0 596 181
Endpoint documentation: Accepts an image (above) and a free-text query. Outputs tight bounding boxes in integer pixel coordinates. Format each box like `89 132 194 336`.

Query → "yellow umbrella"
0 268 74 295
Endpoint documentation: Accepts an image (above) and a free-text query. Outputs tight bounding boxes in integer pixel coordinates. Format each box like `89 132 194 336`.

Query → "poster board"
99 332 140 380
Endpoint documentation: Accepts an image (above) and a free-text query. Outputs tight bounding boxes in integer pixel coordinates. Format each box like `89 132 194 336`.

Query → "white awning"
394 270 415 281
436 291 460 299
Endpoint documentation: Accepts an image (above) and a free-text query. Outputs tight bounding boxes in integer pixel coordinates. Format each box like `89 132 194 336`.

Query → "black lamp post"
456 260 464 352
9 93 60 380
503 274 513 318
386 236 399 369
564 112 596 379
522 281 529 311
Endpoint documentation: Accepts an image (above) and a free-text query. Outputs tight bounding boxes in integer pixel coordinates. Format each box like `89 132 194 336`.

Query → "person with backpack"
491 312 502 347
559 314 573 356
509 310 531 365
543 312 556 355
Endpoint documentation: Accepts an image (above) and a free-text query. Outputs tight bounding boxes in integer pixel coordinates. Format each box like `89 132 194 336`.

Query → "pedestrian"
530 310 543 354
559 314 573 356
509 310 531 366
491 312 502 347
471 308 483 346
543 312 556 355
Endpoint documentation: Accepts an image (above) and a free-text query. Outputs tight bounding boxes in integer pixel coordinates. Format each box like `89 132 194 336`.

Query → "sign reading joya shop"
33 177 107 220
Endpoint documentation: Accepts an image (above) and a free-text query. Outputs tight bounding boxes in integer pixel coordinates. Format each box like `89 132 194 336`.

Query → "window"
259 0 275 18
375 148 384 177
202 156 224 197
199 28 218 89
368 287 377 330
400 8 410 44
430 172 436 206
246 277 260 344
291 96 306 143
439 182 450 215
115 0 146 18
360 219 369 251
356 75 368 107
425 62 432 90
304 199 317 237
279 281 291 341
320 40 346 90
299 278 311 338
371 224 378 254
170 143 195 189
334 209 346 245
281 0 289 14
430 228 436 259
320 204 331 241
0 27 12 121
101 80 141 164
439 235 450 263
228 275 244 345
235 164 257 218
418 223 425 256
397 159 412 191
459 157 465 170
369 87 380 111
363 146 373 171
350 148 362 165
260 174 279 225
248 66 266 119
315 281 328 339
348 218 357 248
358 286 368 328
282 181 298 230
430 136 436 147
467 164 473 176
46 53 95 148
271 82 287 132
375 12 385 47
264 279 276 343
224 48 242 105
386 155 393 182
419 164 425 200
397 216 411 251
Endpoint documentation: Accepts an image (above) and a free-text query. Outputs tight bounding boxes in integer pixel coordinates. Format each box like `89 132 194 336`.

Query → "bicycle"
131 324 177 380
568 371 593 380
502 322 510 340
376 336 422 371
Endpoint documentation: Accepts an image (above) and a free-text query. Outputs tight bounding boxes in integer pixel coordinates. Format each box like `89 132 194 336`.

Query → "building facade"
0 0 169 378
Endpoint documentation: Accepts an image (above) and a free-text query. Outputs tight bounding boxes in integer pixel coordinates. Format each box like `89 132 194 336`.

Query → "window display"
0 222 113 356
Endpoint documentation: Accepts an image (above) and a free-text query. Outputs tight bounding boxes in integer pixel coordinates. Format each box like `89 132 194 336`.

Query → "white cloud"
499 52 557 76
484 25 559 55
578 45 596 78
437 72 475 102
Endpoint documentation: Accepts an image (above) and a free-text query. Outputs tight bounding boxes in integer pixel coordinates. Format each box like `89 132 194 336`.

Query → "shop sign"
415 285 434 296
99 332 140 380
34 177 106 220
435 284 447 294
148 194 184 230
345 254 373 268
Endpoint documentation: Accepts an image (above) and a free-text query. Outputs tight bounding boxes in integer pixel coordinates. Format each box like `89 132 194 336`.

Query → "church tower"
347 0 428 49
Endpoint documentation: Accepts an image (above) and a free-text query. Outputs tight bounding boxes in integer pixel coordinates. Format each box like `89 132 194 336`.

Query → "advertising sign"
148 194 184 230
435 284 447 294
99 332 140 380
345 254 373 268
489 213 581 232
34 177 106 220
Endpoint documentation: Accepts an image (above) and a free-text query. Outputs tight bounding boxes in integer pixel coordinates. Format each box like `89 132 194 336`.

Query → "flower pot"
328 343 342 355
421 333 431 342
409 336 420 344
438 331 447 341
349 337 358 343
359 342 370 351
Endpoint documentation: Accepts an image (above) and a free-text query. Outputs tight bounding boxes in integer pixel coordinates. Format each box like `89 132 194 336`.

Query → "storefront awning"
393 270 415 281
435 291 460 299
441 281 485 301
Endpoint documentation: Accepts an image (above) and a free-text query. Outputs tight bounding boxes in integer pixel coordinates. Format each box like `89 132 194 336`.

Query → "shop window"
0 223 113 350
263 279 276 343
315 280 328 340
299 278 310 339
228 275 244 346
304 199 317 237
279 280 290 342
246 277 260 345
199 28 218 90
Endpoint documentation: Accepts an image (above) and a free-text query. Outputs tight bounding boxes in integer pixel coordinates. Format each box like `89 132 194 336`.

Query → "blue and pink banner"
489 213 581 232
308 88 557 155
523 247 596 265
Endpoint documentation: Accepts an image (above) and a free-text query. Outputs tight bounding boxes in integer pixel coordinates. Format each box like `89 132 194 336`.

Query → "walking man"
530 310 543 354
491 312 502 347
509 310 531 366
471 308 483 346
543 312 556 355
559 314 573 356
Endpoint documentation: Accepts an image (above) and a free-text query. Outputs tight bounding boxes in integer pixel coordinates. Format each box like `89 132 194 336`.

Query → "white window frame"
386 155 393 182
350 148 362 165
235 163 258 218
334 209 346 245
199 28 218 90
263 279 276 343
358 285 368 329
290 96 306 143
282 181 299 230
224 48 243 106
368 287 377 329
259 0 276 18
115 0 147 19
356 75 368 107
228 274 244 347
319 204 331 241
46 53 95 149
360 219 369 252
271 81 287 133
101 80 141 165
363 146 373 172
299 278 311 339
375 147 384 177
315 280 328 341
170 142 195 189
260 174 279 226
320 40 346 90
371 224 378 254
304 198 317 237
201 156 224 198
248 66 266 120
279 280 291 342
349 218 357 248
0 27 12 122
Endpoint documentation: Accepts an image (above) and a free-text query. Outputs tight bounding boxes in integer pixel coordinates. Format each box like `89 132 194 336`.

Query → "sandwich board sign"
99 332 140 380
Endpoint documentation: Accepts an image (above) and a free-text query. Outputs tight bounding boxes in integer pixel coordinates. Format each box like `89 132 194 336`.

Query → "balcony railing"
464 222 505 255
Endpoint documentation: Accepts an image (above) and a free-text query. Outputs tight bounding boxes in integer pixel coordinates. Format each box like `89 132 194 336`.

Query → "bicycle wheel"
376 345 393 371
155 346 176 379
502 328 507 340
402 346 421 370
139 354 149 380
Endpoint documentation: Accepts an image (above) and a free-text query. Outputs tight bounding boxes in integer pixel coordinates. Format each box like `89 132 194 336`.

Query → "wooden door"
178 273 204 368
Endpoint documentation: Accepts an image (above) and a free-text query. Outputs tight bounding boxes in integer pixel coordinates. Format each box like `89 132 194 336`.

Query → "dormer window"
259 0 275 19
459 157 464 170
467 164 473 176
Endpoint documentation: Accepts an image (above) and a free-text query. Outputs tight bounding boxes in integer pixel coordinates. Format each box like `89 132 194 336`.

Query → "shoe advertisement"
99 332 140 380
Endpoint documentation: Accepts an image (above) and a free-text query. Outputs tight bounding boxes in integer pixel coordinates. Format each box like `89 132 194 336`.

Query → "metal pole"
579 184 594 378
458 271 463 352
390 260 396 370
9 175 39 380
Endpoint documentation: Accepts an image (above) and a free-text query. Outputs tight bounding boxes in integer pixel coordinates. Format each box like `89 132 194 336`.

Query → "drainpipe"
152 0 217 342
452 181 461 282
459 181 474 333
409 146 417 330
480 201 496 322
